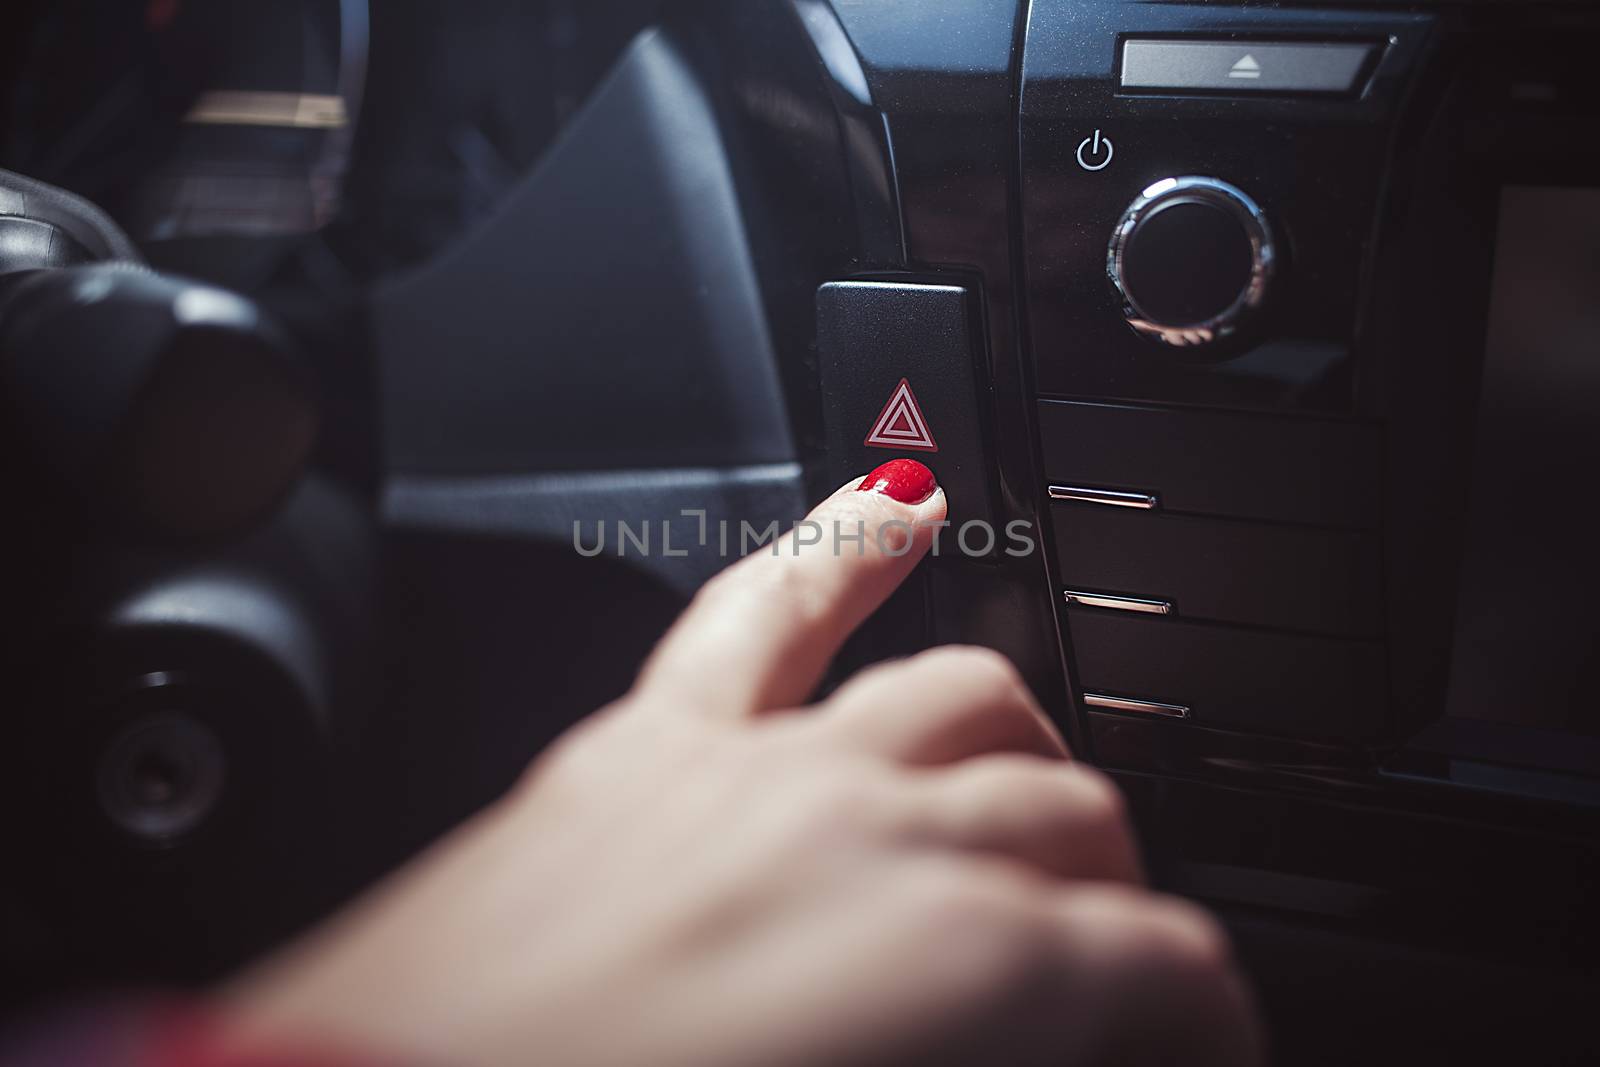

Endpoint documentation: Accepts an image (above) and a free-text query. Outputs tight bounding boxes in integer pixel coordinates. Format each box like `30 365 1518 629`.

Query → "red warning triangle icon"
863 378 938 453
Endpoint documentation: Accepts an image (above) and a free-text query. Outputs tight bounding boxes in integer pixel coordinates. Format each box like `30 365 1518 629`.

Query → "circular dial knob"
1107 176 1275 348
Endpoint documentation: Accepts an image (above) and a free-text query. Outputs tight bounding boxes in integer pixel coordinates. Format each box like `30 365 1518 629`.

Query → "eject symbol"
1229 54 1262 80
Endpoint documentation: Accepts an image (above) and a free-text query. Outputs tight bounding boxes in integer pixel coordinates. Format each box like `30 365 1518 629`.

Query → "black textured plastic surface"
0 217 93 273
1038 400 1381 528
1068 609 1387 742
0 167 142 263
1053 503 1384 638
377 30 793 475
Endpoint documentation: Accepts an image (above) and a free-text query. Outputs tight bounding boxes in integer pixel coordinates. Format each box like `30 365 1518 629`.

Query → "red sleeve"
1 999 392 1067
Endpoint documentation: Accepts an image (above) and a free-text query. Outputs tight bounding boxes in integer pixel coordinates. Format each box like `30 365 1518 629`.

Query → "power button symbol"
1076 129 1114 172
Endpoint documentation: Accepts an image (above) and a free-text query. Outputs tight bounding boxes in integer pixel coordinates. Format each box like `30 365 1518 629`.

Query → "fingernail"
857 458 938 505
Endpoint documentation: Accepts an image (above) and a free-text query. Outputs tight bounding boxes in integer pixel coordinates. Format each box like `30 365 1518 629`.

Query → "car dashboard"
2 2 1598 1063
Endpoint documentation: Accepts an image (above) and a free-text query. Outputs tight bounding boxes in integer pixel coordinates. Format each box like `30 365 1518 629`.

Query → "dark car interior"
2 1 1597 1063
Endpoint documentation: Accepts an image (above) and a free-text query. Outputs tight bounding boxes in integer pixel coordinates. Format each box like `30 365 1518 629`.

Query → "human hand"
220 460 1261 1067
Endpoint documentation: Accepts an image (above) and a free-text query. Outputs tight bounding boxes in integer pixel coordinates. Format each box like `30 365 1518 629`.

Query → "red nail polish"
857 458 938 504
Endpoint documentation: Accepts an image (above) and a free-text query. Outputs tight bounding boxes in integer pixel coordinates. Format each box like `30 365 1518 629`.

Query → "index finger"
635 460 948 717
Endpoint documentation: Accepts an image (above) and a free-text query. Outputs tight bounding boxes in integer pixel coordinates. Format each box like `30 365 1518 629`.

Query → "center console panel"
781 0 1600 998
1017 2 1600 801
1021 3 1430 751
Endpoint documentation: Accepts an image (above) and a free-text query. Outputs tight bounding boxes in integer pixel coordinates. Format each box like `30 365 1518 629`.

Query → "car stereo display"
1443 186 1600 752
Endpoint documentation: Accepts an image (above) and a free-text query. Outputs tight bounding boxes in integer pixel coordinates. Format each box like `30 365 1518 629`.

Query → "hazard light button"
816 281 995 532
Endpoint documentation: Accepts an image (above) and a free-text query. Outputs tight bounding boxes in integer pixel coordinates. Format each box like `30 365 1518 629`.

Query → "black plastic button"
816 282 994 530
1036 400 1382 529
1068 611 1387 742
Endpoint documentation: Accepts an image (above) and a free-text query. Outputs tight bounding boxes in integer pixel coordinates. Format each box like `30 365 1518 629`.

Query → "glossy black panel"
1019 13 1600 974
791 0 903 263
1069 608 1387 742
1109 764 1600 969
828 0 1017 112
824 0 1075 732
1018 2 1432 411
679 0 892 470
1037 399 1381 528
1052 503 1384 638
